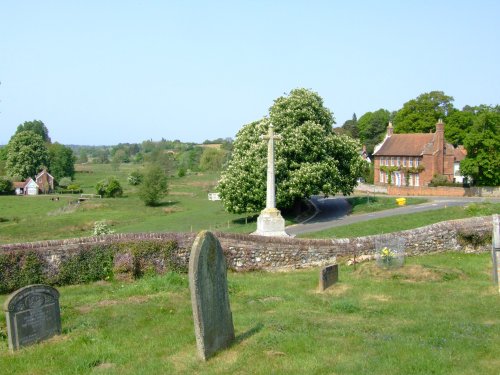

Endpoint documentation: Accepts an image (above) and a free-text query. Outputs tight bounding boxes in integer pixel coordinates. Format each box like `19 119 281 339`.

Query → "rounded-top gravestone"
3 284 61 351
189 231 235 360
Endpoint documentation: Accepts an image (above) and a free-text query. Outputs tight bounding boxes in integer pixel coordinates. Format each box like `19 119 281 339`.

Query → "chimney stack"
387 122 394 137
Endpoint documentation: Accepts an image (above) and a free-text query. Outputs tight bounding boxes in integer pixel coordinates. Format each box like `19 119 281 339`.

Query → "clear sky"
1 1 499 145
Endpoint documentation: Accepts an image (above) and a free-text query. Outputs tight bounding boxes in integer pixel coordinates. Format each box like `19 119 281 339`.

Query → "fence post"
492 214 500 293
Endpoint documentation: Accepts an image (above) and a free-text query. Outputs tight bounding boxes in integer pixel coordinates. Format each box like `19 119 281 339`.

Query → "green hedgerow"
0 251 46 294
57 246 113 285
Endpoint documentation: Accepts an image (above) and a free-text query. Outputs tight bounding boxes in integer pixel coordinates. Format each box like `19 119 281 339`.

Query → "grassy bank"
300 202 500 239
1 252 498 374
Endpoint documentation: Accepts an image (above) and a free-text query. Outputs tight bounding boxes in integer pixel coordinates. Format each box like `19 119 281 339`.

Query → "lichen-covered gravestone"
319 264 339 291
3 284 61 351
189 231 235 360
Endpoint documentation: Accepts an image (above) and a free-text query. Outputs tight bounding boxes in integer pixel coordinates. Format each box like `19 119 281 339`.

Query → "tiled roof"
373 133 434 156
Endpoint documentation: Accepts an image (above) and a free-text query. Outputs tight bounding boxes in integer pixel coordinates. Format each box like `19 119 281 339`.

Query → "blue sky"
1 1 499 145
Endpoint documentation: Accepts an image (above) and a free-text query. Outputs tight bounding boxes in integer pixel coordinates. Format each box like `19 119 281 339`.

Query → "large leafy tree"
15 120 51 143
218 88 366 214
139 164 168 206
460 110 500 186
357 109 391 154
48 142 75 180
393 91 455 133
341 113 359 138
6 131 49 179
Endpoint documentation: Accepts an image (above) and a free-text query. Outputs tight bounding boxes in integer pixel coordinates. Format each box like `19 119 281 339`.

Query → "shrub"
138 164 168 206
457 230 492 248
0 176 13 195
96 177 123 198
93 220 114 236
57 246 114 285
429 174 462 187
127 171 143 185
0 251 46 294
58 177 72 188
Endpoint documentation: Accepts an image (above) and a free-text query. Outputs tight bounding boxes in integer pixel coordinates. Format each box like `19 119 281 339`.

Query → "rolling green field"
0 164 260 244
1 252 498 374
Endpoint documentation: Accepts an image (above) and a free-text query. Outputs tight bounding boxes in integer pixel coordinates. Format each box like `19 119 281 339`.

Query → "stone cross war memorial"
189 231 235 360
3 284 62 351
253 123 289 237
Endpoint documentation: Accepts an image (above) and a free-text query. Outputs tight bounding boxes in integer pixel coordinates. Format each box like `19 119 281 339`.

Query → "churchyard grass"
0 252 498 374
300 202 500 239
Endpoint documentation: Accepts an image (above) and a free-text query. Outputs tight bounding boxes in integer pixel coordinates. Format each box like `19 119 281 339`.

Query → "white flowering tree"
218 88 366 214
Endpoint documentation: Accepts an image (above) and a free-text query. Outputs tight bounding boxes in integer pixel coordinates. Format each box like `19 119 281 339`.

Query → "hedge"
0 240 181 294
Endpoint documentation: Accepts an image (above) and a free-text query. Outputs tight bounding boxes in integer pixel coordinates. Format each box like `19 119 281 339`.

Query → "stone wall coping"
0 215 492 253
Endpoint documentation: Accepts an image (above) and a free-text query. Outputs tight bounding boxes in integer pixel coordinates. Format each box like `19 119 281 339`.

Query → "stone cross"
252 123 288 237
261 123 281 210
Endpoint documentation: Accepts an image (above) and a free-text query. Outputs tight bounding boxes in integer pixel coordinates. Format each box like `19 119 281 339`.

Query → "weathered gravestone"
492 214 500 293
189 231 235 360
319 264 339 292
3 284 61 351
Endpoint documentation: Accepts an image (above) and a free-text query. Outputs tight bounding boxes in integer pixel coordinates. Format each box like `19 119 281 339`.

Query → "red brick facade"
373 120 458 187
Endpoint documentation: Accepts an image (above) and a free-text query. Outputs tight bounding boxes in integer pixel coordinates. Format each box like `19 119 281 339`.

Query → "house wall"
26 182 38 195
387 185 500 197
36 172 54 193
375 150 456 187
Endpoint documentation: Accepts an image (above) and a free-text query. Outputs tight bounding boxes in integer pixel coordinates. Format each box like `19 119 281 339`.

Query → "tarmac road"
285 195 499 236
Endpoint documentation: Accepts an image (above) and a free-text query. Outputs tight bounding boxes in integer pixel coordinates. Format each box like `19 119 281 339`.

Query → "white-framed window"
403 157 407 167
409 175 413 186
415 174 420 187
391 157 395 166
397 157 400 166
380 171 384 183
415 158 420 166
409 158 413 167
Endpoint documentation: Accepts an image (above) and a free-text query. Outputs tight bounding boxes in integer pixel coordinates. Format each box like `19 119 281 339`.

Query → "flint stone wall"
0 216 493 273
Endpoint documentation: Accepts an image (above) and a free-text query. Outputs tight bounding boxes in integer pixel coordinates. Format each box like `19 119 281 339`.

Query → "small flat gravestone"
189 231 235 360
3 284 61 351
319 264 339 291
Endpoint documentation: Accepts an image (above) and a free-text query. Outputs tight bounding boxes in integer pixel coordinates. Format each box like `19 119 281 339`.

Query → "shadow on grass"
234 322 264 345
154 200 180 207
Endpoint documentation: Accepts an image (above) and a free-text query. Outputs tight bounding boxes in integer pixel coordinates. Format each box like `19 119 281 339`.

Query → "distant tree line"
69 137 233 177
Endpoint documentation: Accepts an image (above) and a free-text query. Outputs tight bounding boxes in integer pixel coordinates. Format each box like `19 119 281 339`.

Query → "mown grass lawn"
0 252 498 374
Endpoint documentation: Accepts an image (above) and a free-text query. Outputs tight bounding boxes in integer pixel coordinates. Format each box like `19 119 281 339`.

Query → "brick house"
35 169 54 193
373 120 463 187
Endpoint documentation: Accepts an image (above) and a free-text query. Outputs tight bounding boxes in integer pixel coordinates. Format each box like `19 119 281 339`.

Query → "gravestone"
319 264 339 291
492 214 500 293
3 284 61 351
189 231 235 360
